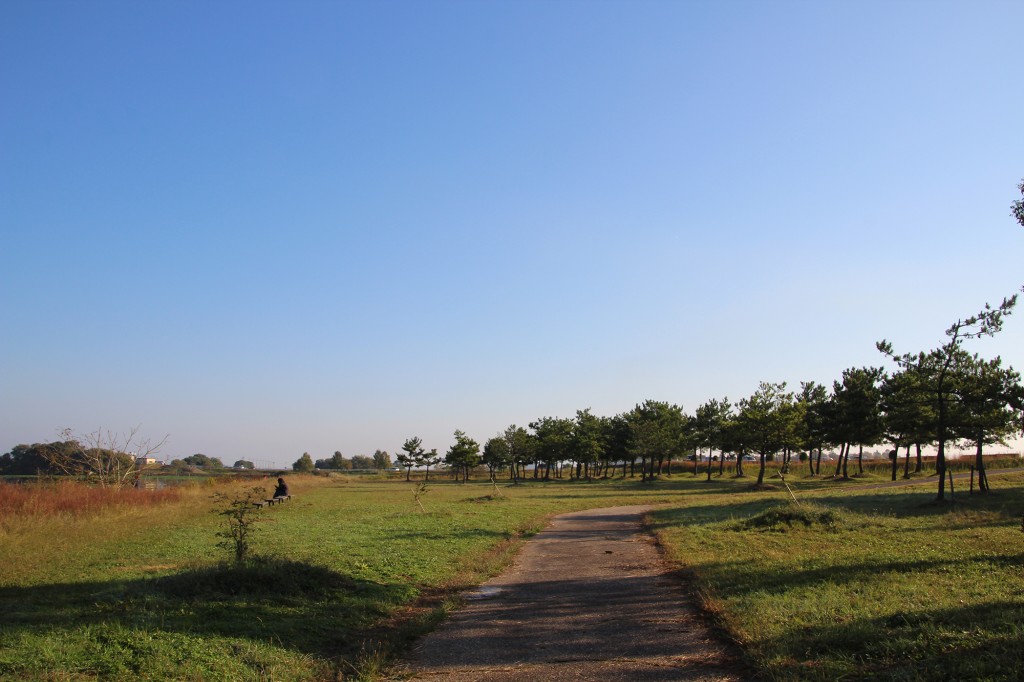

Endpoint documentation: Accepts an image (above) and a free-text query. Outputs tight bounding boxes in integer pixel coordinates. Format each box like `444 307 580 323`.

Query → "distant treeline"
310 450 392 471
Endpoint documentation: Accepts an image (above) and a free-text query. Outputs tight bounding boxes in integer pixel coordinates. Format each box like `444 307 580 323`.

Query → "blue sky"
2 0 1022 467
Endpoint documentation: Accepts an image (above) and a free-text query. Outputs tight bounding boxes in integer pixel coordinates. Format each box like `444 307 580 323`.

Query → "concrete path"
399 506 744 681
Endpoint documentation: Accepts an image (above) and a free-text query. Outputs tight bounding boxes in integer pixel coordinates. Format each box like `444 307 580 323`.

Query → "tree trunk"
936 387 949 501
815 446 823 476
857 444 864 476
706 450 713 481
890 448 898 481
915 443 923 473
833 442 846 478
756 452 766 485
936 437 947 501
903 445 911 479
975 433 989 493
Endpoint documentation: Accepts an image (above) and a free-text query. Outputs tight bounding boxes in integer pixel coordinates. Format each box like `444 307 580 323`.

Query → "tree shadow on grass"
804 486 1024 527
0 558 415 664
754 598 1024 681
685 550 1024 600
646 498 783 529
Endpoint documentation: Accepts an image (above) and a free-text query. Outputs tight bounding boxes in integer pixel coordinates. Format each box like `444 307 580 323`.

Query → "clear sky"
2 0 1022 468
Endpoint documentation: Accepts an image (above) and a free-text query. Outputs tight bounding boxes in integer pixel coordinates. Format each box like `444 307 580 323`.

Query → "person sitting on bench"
273 477 289 498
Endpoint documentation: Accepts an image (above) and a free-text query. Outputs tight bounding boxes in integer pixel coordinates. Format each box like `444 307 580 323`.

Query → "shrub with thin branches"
213 486 267 563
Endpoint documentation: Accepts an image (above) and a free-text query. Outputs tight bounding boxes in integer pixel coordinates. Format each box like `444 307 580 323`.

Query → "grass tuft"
735 501 840 531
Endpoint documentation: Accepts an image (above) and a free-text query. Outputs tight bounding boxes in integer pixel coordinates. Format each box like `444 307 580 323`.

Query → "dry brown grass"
0 480 183 519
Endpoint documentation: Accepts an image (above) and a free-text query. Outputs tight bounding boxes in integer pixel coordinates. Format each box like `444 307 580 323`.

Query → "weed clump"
736 502 840 531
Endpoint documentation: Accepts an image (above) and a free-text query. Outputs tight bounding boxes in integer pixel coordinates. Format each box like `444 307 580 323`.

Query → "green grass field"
0 474 679 681
1 468 1022 680
650 471 1024 681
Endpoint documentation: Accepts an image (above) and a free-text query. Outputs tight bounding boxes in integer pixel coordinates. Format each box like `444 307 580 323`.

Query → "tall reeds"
0 480 182 519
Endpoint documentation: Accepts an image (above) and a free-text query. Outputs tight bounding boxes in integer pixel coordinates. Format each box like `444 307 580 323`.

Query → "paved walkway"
399 506 744 681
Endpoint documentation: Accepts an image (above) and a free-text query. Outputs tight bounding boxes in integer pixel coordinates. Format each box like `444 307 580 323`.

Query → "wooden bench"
253 495 292 508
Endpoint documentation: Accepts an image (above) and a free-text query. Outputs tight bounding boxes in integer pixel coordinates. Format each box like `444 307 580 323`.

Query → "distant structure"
135 456 161 468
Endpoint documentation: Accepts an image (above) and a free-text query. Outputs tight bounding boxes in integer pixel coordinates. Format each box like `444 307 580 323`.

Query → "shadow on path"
399 506 746 681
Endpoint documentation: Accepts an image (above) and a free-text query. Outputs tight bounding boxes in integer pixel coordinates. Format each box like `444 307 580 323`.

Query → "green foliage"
878 295 1019 499
503 424 536 480
530 416 574 478
482 435 510 473
292 452 314 473
3 431 163 487
444 430 480 481
569 408 605 477
372 449 392 469
0 442 72 475
626 400 687 479
398 436 424 480
213 486 266 563
693 397 732 458
736 382 798 484
183 453 223 468
315 451 352 470
232 459 255 469
350 454 375 469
